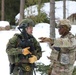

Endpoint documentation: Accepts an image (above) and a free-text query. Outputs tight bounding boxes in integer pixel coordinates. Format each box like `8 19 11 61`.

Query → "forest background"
0 0 64 25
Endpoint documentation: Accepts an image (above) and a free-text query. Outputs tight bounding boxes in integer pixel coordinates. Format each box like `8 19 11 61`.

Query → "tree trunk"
50 0 55 38
1 0 4 20
19 0 25 24
63 0 66 19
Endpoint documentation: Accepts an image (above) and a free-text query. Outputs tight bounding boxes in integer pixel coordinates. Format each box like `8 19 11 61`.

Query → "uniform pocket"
60 53 69 65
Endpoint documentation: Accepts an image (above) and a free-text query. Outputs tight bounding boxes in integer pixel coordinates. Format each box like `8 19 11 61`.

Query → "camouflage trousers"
50 62 74 75
12 65 34 75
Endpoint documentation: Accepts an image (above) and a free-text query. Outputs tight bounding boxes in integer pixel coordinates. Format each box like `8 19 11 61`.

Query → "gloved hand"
22 47 32 55
29 55 37 63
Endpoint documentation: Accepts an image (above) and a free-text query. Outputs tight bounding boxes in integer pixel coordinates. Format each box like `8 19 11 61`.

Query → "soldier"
39 19 76 75
6 18 42 75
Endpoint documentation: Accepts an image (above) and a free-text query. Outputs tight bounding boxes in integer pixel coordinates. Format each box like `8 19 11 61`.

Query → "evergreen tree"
36 62 50 75
24 0 49 24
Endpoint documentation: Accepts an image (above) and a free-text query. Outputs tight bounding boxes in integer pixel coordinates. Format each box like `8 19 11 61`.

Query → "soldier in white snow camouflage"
39 19 76 75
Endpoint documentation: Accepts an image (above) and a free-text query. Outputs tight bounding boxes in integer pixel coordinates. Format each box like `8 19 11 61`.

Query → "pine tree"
36 62 50 75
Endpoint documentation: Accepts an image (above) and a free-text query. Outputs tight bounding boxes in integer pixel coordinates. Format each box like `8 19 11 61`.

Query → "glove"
22 47 32 55
29 55 37 63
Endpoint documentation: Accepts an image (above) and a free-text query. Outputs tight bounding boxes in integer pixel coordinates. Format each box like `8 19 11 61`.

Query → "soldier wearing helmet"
58 19 71 30
6 18 42 75
39 19 76 75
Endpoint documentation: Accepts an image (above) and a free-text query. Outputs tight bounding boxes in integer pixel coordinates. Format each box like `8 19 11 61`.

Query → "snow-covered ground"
0 22 76 75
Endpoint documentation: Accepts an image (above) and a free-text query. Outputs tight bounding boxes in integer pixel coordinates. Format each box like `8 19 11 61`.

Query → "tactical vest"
8 33 35 64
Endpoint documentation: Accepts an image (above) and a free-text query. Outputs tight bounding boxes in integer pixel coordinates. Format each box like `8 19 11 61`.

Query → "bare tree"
1 0 5 20
50 0 55 38
19 0 25 24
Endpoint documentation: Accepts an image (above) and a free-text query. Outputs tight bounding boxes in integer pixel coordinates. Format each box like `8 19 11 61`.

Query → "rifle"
18 25 35 52
18 25 37 75
10 63 15 74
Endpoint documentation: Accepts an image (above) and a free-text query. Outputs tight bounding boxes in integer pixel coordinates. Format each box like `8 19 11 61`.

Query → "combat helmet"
58 19 71 30
19 18 35 29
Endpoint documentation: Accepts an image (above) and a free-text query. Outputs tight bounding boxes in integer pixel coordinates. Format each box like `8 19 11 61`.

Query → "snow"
0 21 10 27
0 1 76 75
33 23 51 65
